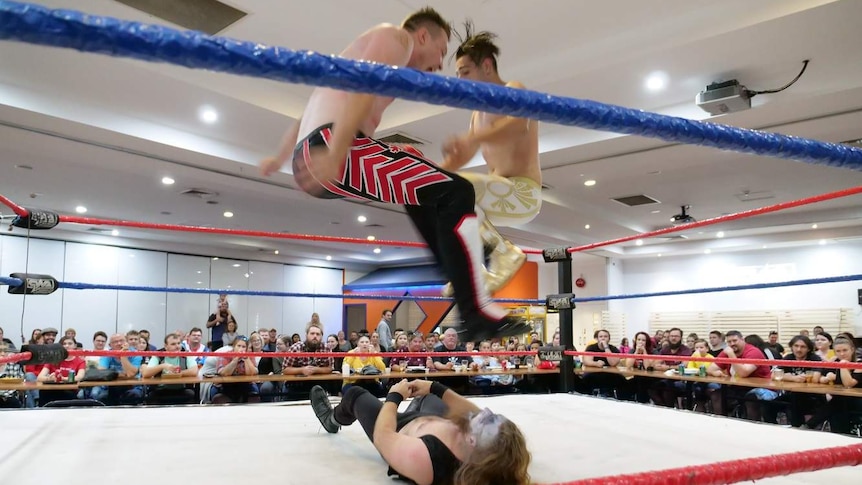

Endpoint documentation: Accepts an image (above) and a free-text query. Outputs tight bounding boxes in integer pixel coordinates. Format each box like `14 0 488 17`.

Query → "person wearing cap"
40 327 58 344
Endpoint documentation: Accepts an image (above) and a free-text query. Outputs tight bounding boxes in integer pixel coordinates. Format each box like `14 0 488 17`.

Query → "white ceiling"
2 0 862 271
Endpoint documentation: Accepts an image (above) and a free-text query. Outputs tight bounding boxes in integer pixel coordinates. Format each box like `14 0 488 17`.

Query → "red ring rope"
3 185 862 254
567 185 862 253
546 443 862 485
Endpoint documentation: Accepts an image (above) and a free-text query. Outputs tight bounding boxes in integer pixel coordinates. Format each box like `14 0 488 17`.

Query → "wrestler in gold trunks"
441 23 541 296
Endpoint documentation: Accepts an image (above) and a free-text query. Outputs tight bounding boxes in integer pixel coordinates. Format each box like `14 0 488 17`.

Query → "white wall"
0 234 343 348
619 241 862 336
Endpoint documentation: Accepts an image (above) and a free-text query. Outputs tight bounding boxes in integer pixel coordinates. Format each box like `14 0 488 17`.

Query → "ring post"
543 247 575 393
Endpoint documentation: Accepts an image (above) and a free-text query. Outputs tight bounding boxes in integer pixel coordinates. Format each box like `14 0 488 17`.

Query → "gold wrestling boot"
483 220 526 293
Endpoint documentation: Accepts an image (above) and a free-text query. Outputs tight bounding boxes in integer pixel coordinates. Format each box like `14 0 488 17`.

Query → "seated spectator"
705 330 771 417
774 335 824 426
222 320 239 348
142 333 198 404
0 342 25 408
248 332 264 366
291 333 301 345
337 331 352 351
342 335 386 397
282 323 334 400
212 336 259 404
94 333 144 406
136 335 151 366
814 332 836 361
138 329 157 351
0 326 16 351
184 327 209 367
471 340 516 391
390 332 429 373
582 329 626 399
766 330 785 356
198 345 234 404
22 328 55 408
259 336 290 402
807 336 862 433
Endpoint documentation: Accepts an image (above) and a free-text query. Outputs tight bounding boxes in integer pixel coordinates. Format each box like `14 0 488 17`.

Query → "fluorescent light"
584 224 590 229
645 71 669 91
373 247 381 254
232 263 241 268
111 229 119 237
811 224 818 229
635 239 644 246
223 211 234 218
583 180 596 187
357 215 367 223
161 176 175 185
651 210 661 214
716 231 725 238
75 205 87 214
367 235 376 241
199 106 218 124
325 255 332 261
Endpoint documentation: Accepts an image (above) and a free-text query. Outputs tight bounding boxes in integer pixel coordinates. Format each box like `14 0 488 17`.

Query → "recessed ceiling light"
325 255 332 261
716 231 725 238
819 239 827 245
196 281 202 285
762 245 768 249
232 263 241 268
111 229 119 237
75 205 87 214
373 247 381 254
357 215 367 223
161 176 175 185
811 224 818 229
212 257 219 261
657 254 662 258
199 106 218 124
583 180 596 187
651 210 661 214
274 250 279 255
244 273 250 278
635 239 644 246
704 249 712 254
367 235 376 241
196 271 202 274
584 224 590 230
645 71 669 91
223 211 234 218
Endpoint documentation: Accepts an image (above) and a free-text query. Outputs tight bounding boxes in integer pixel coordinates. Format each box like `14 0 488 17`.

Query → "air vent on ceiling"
114 0 247 35
612 194 660 207
180 188 219 200
378 132 427 145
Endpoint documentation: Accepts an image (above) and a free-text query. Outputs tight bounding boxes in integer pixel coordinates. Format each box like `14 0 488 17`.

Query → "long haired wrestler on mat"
310 379 530 485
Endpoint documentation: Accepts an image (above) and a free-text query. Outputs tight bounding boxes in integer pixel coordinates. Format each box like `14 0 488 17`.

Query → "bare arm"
373 402 434 485
119 356 139 378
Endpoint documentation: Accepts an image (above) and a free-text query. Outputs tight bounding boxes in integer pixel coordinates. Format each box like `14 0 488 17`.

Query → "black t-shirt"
780 353 823 375
766 343 785 355
433 344 467 365
585 343 620 365
208 312 237 342
835 367 862 388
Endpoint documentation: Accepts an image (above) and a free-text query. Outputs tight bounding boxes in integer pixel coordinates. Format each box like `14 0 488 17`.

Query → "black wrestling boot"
458 315 534 343
310 385 340 434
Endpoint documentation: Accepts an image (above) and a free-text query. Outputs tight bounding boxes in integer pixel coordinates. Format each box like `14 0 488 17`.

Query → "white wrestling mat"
0 394 859 484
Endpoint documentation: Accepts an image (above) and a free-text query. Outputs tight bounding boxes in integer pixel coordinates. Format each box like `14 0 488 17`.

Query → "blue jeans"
24 372 38 408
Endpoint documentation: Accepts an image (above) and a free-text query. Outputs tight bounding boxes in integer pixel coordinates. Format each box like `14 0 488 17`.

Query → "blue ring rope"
3 274 862 305
1 1 862 170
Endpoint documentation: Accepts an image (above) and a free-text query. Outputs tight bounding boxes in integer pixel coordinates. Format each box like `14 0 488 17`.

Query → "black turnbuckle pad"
20 344 68 365
7 273 59 295
542 247 572 262
545 293 576 313
12 209 60 230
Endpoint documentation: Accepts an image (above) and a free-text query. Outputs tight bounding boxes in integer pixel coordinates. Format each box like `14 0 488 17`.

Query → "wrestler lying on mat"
310 379 530 485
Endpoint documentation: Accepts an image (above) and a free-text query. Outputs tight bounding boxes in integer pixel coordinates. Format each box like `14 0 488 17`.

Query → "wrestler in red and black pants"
293 125 529 341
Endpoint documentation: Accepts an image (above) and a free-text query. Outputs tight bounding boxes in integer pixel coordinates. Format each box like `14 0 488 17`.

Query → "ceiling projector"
696 80 751 116
670 205 696 225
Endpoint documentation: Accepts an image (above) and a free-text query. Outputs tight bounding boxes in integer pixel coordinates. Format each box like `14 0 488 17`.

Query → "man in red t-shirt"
706 330 771 415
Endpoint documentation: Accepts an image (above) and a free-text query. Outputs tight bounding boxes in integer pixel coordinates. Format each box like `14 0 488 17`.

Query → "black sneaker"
310 385 340 434
458 316 533 342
